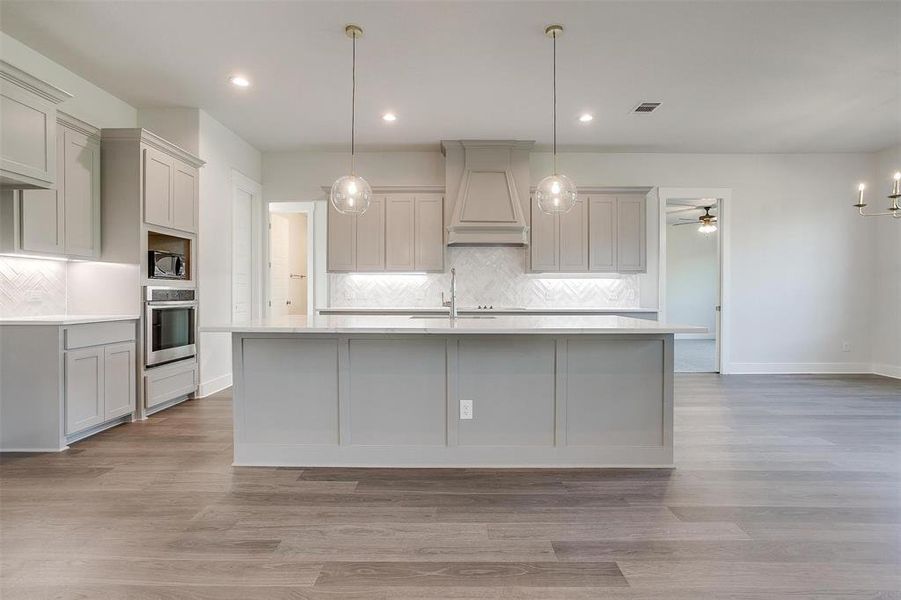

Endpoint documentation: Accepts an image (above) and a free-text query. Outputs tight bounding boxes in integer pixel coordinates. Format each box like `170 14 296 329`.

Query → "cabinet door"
104 342 135 420
355 196 385 271
327 200 356 271
558 197 588 272
143 147 174 227
62 128 100 258
530 195 558 272
65 347 105 435
172 161 198 233
0 80 57 188
415 195 444 271
616 195 646 273
385 195 415 271
589 196 617 272
19 128 65 254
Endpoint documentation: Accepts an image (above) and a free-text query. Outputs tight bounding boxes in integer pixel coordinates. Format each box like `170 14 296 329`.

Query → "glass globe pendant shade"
535 173 577 214
698 222 717 234
330 174 372 215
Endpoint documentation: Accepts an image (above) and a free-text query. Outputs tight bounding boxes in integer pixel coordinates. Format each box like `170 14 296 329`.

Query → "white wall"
666 223 717 338
870 145 901 378
0 32 136 129
197 110 262 396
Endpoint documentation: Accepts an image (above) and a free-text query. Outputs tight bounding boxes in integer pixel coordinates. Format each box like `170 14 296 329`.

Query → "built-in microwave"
149 250 187 280
145 286 196 367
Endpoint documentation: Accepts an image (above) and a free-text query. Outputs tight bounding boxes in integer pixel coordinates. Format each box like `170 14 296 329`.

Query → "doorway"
268 203 316 318
657 187 730 374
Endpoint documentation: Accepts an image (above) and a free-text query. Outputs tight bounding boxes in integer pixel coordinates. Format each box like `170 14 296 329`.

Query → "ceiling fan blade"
666 206 701 214
672 222 698 226
678 218 698 222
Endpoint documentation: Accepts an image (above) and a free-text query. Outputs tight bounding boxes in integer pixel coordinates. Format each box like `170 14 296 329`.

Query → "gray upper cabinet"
172 162 198 233
616 195 646 273
327 200 356 272
386 195 415 271
532 192 646 274
0 61 71 189
530 195 588 273
328 190 444 273
1 113 101 259
558 197 589 272
413 194 444 272
142 144 198 234
355 196 385 271
588 195 617 272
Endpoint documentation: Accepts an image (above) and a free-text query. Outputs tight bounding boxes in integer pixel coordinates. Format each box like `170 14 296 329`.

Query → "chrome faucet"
441 268 457 318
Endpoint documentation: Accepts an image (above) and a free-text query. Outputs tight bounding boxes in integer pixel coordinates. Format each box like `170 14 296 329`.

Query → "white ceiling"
1 1 898 153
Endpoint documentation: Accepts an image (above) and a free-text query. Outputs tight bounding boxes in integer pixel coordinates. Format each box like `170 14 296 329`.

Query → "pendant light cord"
552 30 557 175
351 32 356 175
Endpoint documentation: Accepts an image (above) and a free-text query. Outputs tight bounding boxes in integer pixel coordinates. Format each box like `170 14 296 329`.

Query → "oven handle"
146 301 198 308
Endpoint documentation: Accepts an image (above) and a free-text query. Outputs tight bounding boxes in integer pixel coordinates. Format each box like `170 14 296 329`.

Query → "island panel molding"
219 315 692 467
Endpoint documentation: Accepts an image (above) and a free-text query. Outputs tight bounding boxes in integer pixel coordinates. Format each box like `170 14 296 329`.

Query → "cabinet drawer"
145 361 197 408
65 321 136 350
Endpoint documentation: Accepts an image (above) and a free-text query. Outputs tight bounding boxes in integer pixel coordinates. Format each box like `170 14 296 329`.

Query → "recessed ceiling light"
578 113 594 123
229 75 250 88
382 112 397 122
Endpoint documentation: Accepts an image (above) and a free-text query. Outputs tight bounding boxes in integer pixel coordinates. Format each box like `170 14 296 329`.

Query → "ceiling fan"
674 206 718 233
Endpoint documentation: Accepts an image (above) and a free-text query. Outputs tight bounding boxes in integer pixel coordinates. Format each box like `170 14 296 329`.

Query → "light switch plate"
460 399 473 420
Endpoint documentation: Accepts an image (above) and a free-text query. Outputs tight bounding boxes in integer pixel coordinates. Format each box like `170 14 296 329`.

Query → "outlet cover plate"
460 399 473 420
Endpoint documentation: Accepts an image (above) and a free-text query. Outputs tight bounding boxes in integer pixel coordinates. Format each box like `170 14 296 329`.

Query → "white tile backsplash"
329 247 640 308
0 256 141 318
0 256 67 317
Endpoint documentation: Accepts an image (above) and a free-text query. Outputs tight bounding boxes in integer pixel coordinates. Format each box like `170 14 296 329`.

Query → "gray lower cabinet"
65 340 136 436
65 346 105 435
328 191 444 273
532 192 646 274
0 113 101 259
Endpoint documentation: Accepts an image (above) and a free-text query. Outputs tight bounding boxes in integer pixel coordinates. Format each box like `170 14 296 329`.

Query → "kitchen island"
206 315 704 468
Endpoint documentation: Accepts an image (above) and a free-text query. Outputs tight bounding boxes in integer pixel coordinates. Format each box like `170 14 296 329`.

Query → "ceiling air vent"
633 102 661 113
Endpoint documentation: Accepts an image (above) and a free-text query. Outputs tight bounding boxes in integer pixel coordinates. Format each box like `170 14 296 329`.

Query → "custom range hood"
441 140 534 245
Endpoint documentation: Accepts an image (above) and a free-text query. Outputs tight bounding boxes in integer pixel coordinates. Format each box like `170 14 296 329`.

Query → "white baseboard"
198 373 233 397
871 363 901 379
726 362 873 375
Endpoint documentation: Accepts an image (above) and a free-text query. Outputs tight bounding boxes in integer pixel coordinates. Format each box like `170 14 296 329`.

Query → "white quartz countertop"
0 314 140 326
317 306 659 315
204 314 705 335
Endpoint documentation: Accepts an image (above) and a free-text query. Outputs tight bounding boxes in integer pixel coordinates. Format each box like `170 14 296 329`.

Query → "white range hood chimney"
441 140 534 246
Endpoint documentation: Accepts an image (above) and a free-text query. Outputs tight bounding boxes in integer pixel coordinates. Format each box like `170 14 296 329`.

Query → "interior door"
232 187 253 322
269 213 290 317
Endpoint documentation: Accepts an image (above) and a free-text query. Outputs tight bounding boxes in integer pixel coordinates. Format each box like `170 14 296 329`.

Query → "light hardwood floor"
1 374 900 599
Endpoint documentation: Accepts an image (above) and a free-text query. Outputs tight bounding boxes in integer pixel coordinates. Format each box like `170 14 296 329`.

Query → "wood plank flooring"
1 373 900 599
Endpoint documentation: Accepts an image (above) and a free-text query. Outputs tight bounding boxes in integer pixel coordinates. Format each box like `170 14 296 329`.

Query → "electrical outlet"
460 399 473 420
841 340 851 352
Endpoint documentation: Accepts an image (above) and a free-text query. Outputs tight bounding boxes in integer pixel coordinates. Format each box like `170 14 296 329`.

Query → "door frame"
656 187 732 374
266 201 318 319
231 170 264 321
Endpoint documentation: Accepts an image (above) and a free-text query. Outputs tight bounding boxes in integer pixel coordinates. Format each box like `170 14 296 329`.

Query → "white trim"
198 372 233 397
728 362 873 375
657 187 732 374
871 363 901 379
1 447 69 453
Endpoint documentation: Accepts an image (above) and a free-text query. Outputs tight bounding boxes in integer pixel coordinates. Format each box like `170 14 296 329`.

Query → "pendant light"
535 24 577 215
330 24 372 215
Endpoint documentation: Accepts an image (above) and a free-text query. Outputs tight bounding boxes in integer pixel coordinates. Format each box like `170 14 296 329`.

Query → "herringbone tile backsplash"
0 256 67 317
330 247 640 308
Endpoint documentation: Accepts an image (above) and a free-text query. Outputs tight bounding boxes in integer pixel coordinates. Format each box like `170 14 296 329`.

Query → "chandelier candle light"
535 24 578 215
330 24 372 216
854 171 901 219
